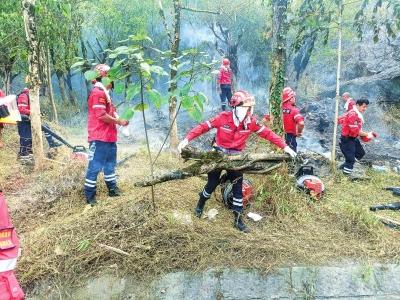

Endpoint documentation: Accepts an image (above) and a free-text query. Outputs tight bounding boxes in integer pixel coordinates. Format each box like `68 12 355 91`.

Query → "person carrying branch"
178 90 296 233
84 64 129 206
216 58 234 111
338 98 376 176
281 87 305 152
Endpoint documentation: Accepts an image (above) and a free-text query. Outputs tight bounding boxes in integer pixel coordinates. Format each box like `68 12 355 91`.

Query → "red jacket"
87 86 117 143
282 102 304 135
217 66 232 85
339 108 363 138
17 92 30 116
344 99 355 112
0 90 4 98
0 193 24 300
186 111 286 151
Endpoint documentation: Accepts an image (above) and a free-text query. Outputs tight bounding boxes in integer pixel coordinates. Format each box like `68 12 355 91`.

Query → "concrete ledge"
28 263 400 299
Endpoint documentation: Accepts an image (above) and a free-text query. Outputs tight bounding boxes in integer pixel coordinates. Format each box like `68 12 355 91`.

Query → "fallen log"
134 147 290 187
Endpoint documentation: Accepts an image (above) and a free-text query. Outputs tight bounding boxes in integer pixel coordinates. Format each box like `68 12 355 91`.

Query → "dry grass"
2 127 400 291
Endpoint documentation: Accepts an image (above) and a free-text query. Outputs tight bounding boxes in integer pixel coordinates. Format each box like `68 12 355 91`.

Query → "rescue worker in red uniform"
0 90 5 149
0 192 24 300
338 98 375 175
281 87 305 152
178 90 296 232
84 64 129 206
342 92 355 112
16 88 61 159
216 58 234 111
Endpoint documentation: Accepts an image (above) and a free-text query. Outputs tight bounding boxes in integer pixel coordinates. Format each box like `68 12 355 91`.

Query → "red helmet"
282 87 295 103
222 58 230 66
230 90 255 107
94 64 110 77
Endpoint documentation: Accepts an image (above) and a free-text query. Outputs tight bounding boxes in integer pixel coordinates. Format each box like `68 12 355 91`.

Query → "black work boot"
108 187 121 197
86 199 97 207
233 211 250 233
194 195 208 218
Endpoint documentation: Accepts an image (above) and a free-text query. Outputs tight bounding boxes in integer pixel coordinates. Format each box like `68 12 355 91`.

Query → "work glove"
178 138 189 154
117 119 129 126
284 146 297 158
366 132 375 139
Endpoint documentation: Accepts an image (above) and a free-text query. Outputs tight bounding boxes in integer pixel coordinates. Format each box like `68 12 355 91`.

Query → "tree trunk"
268 0 289 133
168 0 182 154
56 71 68 104
331 0 343 167
46 47 58 123
66 69 77 106
22 0 44 169
80 37 91 98
3 68 11 95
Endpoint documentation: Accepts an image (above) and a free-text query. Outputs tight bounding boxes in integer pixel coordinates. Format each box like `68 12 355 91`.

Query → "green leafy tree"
37 0 85 105
0 0 26 93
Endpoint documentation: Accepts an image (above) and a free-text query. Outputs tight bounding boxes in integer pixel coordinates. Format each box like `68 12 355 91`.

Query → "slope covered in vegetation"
1 127 399 291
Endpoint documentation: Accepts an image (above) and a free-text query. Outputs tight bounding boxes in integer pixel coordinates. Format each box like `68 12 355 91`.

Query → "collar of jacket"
94 81 111 102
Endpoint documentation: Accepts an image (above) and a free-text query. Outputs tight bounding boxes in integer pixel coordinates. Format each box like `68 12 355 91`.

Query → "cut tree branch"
135 147 290 187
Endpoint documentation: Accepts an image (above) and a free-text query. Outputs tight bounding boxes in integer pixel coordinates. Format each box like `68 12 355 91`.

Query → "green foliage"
291 0 333 53
0 0 27 86
38 0 84 75
80 34 212 122
126 84 141 100
353 0 400 42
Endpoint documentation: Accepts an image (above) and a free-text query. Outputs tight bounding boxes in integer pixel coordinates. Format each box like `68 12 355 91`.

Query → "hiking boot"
233 211 250 233
87 199 97 207
194 195 207 218
18 154 34 165
108 187 121 197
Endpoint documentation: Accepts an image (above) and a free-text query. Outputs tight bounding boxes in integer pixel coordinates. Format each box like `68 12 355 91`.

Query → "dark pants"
17 121 33 156
84 141 117 202
285 133 297 152
219 84 232 111
17 120 60 156
200 169 243 212
339 136 365 174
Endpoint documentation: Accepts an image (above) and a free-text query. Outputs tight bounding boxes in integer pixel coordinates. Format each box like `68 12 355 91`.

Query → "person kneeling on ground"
84 64 129 206
338 98 375 176
178 90 296 233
